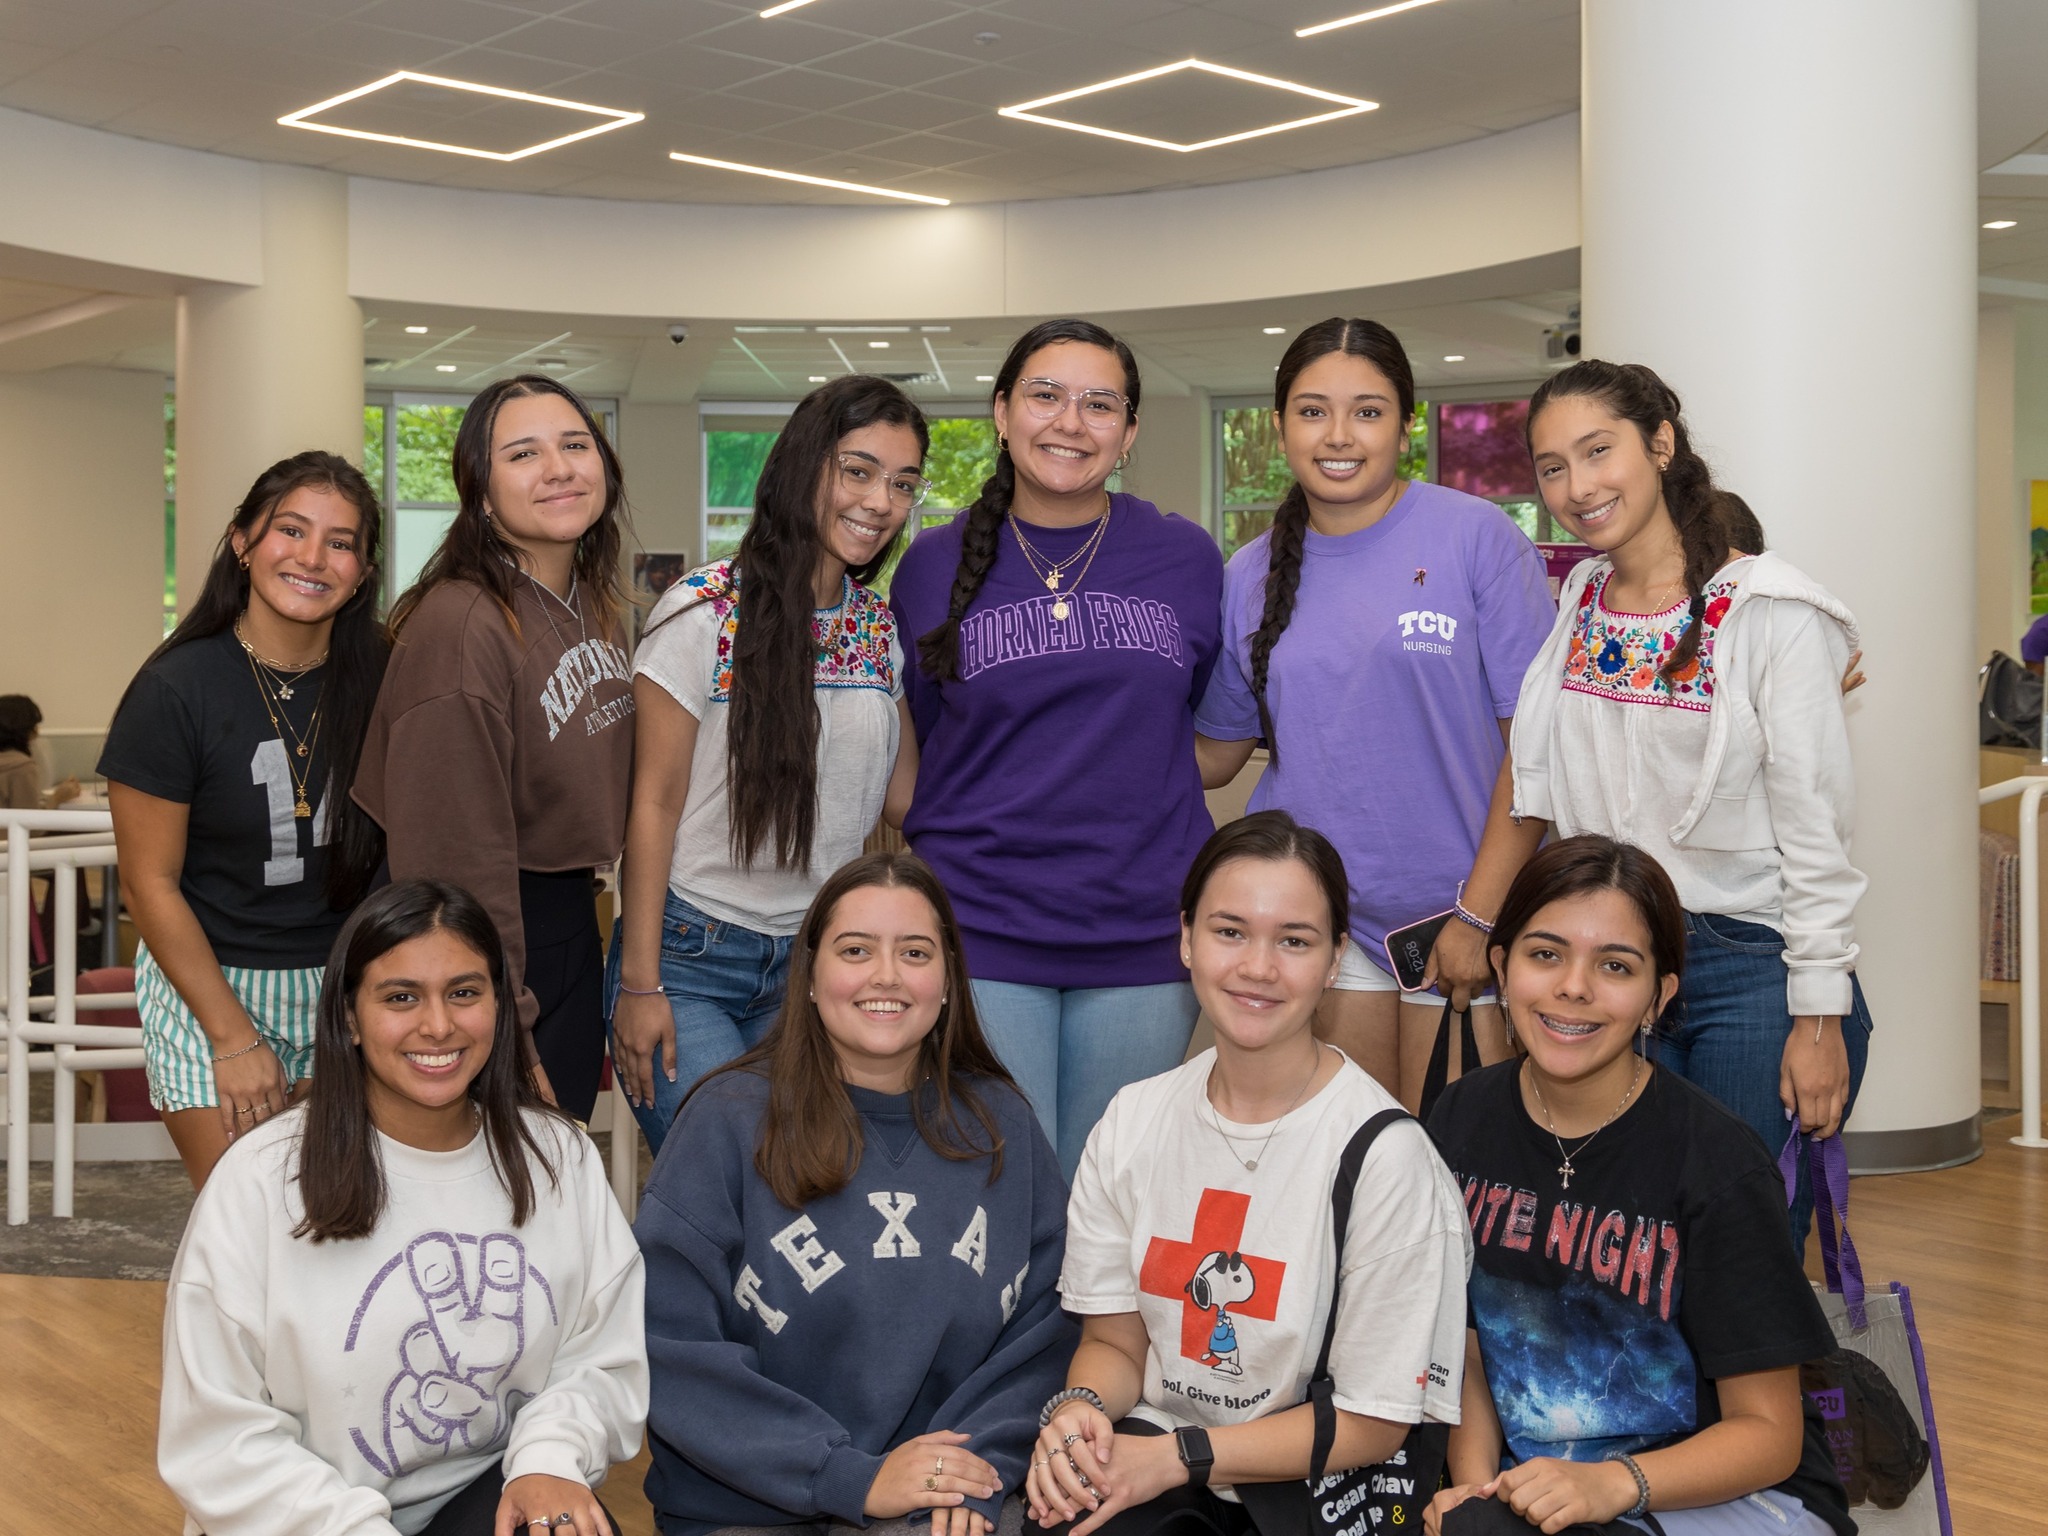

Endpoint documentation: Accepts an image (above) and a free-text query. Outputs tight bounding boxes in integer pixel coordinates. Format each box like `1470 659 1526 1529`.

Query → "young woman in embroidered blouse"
609 375 928 1151
1508 360 1871 1243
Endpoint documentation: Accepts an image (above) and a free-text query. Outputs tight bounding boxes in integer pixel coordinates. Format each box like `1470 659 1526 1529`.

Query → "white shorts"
1331 940 1495 1002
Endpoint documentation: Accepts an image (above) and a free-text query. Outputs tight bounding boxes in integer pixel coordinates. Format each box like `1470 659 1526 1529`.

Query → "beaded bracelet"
1606 1451 1651 1519
211 1037 264 1064
1452 881 1493 935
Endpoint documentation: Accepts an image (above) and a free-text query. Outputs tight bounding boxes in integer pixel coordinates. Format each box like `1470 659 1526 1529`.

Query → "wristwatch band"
1038 1386 1105 1427
1174 1425 1214 1487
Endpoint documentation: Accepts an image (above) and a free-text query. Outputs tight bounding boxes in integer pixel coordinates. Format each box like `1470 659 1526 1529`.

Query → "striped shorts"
135 943 324 1112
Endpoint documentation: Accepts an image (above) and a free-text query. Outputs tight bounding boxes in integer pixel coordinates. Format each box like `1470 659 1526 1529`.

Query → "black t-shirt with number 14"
100 628 343 969
1426 1061 1853 1536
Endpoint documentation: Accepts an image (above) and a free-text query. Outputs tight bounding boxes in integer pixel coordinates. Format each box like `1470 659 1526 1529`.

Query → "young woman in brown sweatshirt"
355 375 634 1122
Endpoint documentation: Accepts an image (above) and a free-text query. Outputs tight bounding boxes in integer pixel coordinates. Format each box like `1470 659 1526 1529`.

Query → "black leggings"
417 1461 621 1536
520 867 607 1122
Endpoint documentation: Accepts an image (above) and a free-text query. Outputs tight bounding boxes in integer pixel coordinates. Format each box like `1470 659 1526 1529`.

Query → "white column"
1581 0 1981 1169
1977 307 2022 665
174 164 362 613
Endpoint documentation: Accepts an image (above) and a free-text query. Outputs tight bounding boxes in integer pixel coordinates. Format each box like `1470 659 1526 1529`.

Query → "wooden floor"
4 1122 2043 1534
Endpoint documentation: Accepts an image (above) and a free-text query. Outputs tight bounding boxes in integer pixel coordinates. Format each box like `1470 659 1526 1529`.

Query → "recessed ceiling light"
435 363 459 372
809 375 829 382
1443 354 1465 362
404 325 429 334
278 71 643 161
975 375 995 383
869 341 891 348
1262 326 1286 335
999 59 1376 153
1985 219 2019 230
668 151 949 205
1298 0 1452 39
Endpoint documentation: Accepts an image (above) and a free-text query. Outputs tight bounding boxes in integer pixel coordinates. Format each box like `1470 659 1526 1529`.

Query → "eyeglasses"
1012 377 1131 428
838 453 931 510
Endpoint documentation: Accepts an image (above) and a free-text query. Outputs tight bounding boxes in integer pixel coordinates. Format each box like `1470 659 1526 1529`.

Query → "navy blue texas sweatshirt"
635 1068 1076 1536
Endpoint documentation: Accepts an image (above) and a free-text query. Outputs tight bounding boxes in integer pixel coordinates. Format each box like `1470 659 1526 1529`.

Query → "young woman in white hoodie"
1506 360 1870 1246
159 879 648 1536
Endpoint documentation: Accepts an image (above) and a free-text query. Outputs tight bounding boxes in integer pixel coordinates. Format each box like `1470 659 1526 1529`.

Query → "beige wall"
1122 390 1213 535
619 401 700 569
0 365 167 729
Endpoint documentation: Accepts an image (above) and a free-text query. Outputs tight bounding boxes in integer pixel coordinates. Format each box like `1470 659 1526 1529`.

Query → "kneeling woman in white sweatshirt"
159 879 649 1536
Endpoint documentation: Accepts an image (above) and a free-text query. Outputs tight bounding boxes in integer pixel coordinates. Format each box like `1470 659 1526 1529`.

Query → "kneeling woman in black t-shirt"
1424 836 1851 1536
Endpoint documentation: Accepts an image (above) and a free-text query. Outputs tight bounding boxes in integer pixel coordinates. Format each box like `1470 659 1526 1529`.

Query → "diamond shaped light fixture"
998 59 1375 153
279 71 643 161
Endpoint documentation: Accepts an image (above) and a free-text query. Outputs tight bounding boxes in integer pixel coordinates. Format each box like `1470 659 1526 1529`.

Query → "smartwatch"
1174 1425 1214 1488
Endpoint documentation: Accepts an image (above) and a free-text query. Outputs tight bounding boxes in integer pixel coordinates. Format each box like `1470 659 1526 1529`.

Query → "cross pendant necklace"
1527 1055 1642 1192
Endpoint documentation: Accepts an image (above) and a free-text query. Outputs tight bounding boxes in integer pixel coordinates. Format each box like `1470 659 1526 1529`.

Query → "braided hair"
1527 361 1731 684
1249 319 1416 766
915 319 1142 681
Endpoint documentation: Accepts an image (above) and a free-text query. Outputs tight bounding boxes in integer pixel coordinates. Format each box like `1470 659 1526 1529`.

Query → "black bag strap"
1306 1106 1416 1483
1418 999 1479 1123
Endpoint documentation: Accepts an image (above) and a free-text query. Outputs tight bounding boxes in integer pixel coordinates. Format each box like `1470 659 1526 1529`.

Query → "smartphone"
1383 910 1454 993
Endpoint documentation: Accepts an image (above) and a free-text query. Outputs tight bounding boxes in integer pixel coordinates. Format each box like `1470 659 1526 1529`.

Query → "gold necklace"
234 616 326 701
1525 1055 1643 1192
1010 497 1112 622
241 648 322 818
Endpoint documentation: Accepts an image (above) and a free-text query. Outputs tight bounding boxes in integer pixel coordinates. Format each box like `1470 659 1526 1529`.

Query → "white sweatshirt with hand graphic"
159 1107 648 1536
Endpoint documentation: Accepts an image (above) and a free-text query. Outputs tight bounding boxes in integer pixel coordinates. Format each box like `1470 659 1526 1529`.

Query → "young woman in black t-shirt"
101 452 386 1188
1424 836 1850 1536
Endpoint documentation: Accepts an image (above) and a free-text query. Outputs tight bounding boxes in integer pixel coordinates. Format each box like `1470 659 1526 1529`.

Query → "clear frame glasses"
1012 377 1131 428
838 452 931 510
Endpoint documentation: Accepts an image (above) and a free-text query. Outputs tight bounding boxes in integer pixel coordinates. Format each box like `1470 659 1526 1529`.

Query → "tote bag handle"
1778 1119 1867 1329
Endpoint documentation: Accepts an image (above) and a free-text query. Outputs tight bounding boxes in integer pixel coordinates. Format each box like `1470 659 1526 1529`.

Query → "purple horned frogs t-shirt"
892 494 1224 988
1195 480 1554 964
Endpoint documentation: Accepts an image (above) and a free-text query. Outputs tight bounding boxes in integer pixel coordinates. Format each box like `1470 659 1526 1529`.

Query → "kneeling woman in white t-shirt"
1029 811 1471 1536
159 879 649 1536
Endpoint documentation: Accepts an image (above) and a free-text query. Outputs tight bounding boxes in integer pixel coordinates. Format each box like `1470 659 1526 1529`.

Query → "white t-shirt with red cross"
1061 1048 1471 1448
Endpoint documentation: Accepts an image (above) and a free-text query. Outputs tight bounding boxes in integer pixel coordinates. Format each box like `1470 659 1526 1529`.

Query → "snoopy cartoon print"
1186 1250 1256 1377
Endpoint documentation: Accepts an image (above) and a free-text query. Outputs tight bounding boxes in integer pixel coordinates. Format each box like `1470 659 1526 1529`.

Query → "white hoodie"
159 1108 648 1536
1510 551 1866 1017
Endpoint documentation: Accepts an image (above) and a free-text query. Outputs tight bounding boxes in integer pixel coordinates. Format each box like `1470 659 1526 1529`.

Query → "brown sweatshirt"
354 576 634 1038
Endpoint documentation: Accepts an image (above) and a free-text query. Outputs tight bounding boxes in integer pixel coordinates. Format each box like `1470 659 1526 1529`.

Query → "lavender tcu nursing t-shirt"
1195 480 1554 962
891 494 1223 989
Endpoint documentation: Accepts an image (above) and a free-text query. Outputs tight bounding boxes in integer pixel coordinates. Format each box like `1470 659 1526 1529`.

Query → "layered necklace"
236 615 324 819
1203 1045 1323 1172
1525 1055 1644 1192
1009 494 1111 622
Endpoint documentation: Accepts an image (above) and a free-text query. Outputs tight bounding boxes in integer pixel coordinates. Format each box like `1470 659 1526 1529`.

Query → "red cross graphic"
1138 1188 1286 1363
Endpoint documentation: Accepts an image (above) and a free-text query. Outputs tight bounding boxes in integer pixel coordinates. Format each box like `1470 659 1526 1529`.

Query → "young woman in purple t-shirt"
891 319 1223 1179
1194 319 1555 1111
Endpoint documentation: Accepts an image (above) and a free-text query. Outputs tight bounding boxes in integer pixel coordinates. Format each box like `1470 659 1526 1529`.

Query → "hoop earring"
996 433 1008 454
1115 452 1130 471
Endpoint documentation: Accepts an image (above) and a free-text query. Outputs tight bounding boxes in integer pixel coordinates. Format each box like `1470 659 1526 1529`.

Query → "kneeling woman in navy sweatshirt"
636 850 1076 1536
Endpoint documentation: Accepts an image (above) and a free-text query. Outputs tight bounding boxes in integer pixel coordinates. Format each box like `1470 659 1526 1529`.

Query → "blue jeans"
971 979 1200 1180
604 891 794 1154
1654 912 1874 1250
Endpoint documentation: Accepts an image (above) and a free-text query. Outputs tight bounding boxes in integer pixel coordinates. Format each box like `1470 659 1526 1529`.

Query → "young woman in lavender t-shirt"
891 319 1223 1179
1195 320 1555 1111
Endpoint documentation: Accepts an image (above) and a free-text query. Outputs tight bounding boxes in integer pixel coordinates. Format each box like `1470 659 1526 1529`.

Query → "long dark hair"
915 318 1141 681
294 879 566 1242
388 375 629 644
1487 834 1686 1038
696 851 1017 1210
1252 319 1416 766
1179 809 1351 946
725 376 927 870
133 451 387 907
1527 360 1731 683
0 695 40 756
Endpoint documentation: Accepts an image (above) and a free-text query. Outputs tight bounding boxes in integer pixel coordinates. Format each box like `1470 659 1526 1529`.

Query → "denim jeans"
970 979 1201 1181
1654 911 1874 1251
604 890 794 1154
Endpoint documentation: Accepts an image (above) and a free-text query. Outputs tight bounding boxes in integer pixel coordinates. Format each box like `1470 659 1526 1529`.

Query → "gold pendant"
1052 599 1070 621
277 684 293 700
296 743 309 757
1045 572 1062 590
294 797 312 819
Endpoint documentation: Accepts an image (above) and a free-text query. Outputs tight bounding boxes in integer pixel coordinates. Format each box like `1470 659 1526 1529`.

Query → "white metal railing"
1981 776 2048 1149
1 808 142 1225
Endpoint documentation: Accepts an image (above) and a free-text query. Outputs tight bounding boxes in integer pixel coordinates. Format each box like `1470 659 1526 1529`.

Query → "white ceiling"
0 0 1580 204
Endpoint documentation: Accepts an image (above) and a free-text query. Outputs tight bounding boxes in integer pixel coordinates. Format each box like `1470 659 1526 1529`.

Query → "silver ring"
554 1517 576 1530
1062 1432 1083 1447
